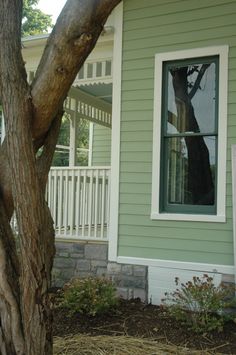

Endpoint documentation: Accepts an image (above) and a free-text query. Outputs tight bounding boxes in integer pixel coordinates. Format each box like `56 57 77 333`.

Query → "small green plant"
60 277 118 316
162 274 236 333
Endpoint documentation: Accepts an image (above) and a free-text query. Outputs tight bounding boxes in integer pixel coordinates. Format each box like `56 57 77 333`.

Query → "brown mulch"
53 298 236 354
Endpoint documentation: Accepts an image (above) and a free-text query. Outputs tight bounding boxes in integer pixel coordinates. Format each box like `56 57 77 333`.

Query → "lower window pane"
166 136 216 206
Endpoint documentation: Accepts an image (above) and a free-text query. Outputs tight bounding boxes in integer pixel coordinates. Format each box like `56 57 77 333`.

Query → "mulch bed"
53 298 236 354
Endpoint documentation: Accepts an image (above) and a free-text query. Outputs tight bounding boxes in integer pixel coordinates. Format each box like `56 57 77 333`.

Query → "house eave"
22 26 114 48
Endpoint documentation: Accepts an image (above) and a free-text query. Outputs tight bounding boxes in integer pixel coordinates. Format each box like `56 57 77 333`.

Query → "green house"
4 0 235 303
109 0 236 303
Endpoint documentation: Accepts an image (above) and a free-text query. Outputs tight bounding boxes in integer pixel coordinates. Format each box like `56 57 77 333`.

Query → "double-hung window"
151 46 228 222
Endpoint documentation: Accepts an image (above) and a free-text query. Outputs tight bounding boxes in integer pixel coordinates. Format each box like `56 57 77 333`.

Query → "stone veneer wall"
52 241 148 302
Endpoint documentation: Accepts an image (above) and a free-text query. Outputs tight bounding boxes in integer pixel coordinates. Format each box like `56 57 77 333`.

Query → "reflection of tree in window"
165 59 217 208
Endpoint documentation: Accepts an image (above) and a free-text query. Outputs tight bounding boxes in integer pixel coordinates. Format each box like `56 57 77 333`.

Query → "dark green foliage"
75 118 90 166
52 114 90 167
162 274 236 333
60 277 118 316
52 115 70 166
22 0 52 36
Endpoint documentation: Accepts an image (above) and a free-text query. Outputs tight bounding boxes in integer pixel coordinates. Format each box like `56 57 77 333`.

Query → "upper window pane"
166 58 218 135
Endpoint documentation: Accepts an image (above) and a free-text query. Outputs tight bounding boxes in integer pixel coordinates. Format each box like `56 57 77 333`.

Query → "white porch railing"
46 167 110 240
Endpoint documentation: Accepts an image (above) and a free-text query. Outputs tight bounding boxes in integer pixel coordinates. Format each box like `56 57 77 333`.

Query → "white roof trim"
22 26 114 43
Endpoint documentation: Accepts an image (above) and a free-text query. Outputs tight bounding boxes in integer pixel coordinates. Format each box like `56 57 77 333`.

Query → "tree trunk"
0 0 121 353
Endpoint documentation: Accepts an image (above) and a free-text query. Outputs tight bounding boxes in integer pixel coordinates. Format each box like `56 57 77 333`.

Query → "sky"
38 0 67 23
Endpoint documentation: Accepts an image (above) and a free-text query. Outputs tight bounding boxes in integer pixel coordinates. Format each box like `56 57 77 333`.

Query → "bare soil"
53 298 236 354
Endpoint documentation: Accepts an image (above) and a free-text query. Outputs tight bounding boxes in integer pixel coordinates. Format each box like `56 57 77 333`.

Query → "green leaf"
22 0 53 37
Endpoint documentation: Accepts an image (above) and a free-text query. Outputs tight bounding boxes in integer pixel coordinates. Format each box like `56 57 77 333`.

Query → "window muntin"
160 56 219 214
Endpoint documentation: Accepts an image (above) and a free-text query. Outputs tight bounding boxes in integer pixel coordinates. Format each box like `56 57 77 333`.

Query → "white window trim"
151 45 229 223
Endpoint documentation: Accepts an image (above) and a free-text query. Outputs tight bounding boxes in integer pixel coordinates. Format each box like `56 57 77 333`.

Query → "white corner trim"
117 256 234 275
231 145 236 280
108 2 123 261
151 45 229 222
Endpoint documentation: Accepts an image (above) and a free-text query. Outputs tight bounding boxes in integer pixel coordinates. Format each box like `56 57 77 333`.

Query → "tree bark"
0 0 121 353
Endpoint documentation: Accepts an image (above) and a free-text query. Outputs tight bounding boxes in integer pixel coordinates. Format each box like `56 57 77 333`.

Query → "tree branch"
0 0 121 218
36 109 63 193
31 0 121 140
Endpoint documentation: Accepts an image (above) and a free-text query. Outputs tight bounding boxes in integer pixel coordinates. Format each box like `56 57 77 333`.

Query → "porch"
46 57 112 241
16 28 115 242
46 62 113 239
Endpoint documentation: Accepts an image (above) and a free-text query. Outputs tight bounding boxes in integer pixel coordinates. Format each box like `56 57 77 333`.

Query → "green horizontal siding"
119 236 232 255
91 124 111 166
118 246 233 265
118 0 236 265
119 224 233 240
119 212 233 231
124 0 235 19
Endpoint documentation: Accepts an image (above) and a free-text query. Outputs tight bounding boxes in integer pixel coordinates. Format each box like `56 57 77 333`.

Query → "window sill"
151 212 226 223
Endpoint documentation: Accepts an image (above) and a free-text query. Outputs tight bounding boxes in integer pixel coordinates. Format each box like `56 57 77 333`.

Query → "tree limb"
36 109 63 192
31 0 121 141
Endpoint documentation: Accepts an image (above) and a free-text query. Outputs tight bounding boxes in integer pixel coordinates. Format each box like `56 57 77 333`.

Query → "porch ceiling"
65 85 112 128
79 83 112 104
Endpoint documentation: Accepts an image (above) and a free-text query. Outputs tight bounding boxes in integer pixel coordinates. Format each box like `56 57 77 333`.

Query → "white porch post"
88 122 94 167
0 111 5 144
69 106 78 166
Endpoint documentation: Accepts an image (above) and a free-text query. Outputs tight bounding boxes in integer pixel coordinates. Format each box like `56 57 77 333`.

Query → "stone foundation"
52 240 148 302
107 262 147 301
222 274 235 284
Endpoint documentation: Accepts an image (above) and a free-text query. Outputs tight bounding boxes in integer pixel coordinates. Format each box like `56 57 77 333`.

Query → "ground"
53 298 236 354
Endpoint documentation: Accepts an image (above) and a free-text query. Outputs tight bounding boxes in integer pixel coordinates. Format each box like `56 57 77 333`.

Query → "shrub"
161 274 236 333
60 277 118 316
